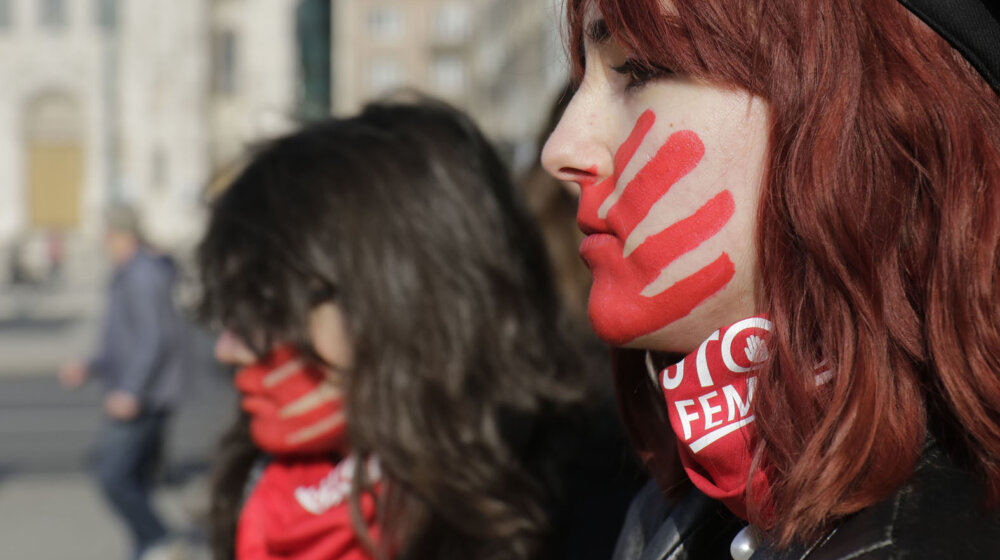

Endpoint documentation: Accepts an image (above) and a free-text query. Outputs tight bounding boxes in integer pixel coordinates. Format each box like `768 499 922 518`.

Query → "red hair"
568 0 1000 546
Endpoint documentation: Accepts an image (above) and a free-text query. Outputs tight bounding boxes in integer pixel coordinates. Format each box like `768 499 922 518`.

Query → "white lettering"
675 399 700 440
723 377 756 421
663 360 683 391
690 416 755 453
698 391 723 429
695 330 721 387
293 455 381 515
721 317 773 373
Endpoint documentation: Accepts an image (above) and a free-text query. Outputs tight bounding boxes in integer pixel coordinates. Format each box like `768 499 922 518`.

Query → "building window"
95 0 116 32
369 58 402 94
368 6 401 42
40 0 67 29
212 29 239 95
0 0 13 30
433 3 469 42
431 54 465 93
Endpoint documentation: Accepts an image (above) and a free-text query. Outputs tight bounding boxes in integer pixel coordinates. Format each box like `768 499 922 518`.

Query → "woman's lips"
579 233 618 257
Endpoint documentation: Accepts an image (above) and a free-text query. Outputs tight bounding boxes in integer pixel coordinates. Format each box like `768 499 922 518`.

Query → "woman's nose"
214 329 258 366
541 90 614 194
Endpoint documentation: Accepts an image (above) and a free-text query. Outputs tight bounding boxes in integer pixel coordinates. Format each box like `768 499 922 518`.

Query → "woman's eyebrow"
586 18 611 43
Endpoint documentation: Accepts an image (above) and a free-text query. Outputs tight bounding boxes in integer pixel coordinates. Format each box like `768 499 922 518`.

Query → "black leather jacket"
612 442 1000 559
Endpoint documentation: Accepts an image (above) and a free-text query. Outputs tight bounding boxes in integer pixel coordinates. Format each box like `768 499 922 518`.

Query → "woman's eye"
611 59 672 91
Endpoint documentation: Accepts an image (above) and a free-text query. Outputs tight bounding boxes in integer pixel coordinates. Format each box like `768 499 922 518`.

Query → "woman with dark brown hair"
542 0 1000 558
199 99 642 560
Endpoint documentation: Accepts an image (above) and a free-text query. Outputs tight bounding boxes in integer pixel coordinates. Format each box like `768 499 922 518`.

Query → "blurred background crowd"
0 1 571 558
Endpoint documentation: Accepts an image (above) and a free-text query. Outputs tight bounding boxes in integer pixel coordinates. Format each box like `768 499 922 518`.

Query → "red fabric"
236 457 381 560
649 316 772 519
234 348 379 559
235 346 347 456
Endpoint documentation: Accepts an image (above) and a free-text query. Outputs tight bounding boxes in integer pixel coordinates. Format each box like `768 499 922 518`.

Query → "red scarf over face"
234 346 347 457
234 348 380 560
646 316 772 519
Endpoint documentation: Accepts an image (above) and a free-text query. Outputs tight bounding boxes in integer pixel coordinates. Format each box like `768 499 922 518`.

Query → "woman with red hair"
543 0 1000 558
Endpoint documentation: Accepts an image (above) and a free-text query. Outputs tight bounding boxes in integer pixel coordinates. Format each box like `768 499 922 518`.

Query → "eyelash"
611 59 672 91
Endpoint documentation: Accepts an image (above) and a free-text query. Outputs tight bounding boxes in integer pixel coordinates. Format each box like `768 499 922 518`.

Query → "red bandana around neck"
237 455 382 560
647 316 773 519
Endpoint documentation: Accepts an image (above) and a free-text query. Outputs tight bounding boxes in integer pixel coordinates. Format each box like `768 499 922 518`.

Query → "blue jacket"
89 248 185 410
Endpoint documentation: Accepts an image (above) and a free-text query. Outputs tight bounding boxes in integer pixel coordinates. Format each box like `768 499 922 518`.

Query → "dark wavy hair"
566 0 1000 547
198 99 607 559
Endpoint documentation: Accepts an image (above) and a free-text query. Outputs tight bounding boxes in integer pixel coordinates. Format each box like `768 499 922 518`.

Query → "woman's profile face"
213 303 353 371
215 302 352 455
541 2 769 354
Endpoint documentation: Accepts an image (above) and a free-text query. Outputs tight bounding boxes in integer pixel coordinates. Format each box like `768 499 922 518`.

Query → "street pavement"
0 276 235 560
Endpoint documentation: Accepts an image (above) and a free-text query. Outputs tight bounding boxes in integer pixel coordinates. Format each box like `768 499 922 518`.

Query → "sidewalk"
0 371 233 560
0 370 233 560
0 471 211 560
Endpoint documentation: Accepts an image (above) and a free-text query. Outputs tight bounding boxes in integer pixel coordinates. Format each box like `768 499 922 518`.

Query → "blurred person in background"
542 0 1000 558
197 98 642 560
60 203 186 560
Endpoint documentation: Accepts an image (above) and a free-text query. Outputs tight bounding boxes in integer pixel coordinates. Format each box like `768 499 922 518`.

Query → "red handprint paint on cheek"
578 110 736 345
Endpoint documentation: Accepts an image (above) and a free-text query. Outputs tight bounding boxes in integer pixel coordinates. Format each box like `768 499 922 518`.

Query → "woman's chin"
588 307 729 355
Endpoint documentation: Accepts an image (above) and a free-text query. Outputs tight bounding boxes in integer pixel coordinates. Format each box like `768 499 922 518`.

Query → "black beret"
898 0 1000 91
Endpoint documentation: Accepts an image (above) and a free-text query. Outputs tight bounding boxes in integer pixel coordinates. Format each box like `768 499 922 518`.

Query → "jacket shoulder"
612 482 742 560
758 443 1000 560
886 444 1000 558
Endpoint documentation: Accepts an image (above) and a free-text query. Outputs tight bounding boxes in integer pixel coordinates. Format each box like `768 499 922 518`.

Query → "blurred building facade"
332 0 567 169
332 0 477 112
0 0 303 282
0 0 566 282
468 0 567 167
208 0 302 171
0 0 209 250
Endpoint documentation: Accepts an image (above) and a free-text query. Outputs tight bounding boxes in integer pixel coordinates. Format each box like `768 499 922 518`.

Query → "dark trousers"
92 410 170 560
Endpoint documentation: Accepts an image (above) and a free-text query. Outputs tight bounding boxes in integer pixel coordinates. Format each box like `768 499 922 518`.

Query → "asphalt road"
0 371 236 477
0 320 236 560
0 249 235 558
0 371 236 560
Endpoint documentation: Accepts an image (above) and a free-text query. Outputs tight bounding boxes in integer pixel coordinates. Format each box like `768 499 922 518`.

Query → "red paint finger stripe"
629 190 736 269
598 253 736 346
608 129 705 236
578 110 656 228
614 110 656 172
